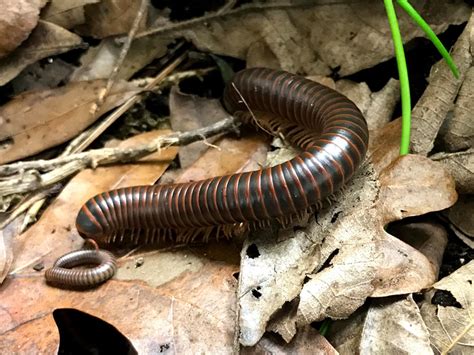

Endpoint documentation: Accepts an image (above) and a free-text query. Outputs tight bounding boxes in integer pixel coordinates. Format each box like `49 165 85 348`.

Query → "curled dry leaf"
0 20 83 86
0 0 44 58
238 129 457 345
411 11 473 156
173 1 469 76
75 0 148 38
0 79 140 165
440 66 474 152
420 261 474 354
41 0 100 29
327 295 433 354
8 130 178 276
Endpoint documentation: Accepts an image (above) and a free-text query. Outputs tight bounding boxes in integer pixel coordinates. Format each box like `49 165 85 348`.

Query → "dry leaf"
420 261 474 354
440 66 474 152
0 79 140 165
0 0 44 58
0 278 234 353
41 0 100 29
76 0 148 38
443 195 474 248
172 1 469 76
411 11 473 155
327 295 432 354
431 149 474 194
70 36 169 82
170 86 231 168
8 130 178 276
0 20 83 86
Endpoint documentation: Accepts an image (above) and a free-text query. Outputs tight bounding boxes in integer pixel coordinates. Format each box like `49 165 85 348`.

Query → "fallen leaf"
41 0 100 29
237 124 457 346
169 86 231 168
431 149 474 194
411 11 473 155
76 0 148 38
420 261 474 354
70 36 169 82
0 278 235 353
0 0 44 58
439 66 474 152
8 130 178 276
169 1 470 76
0 20 83 86
327 295 432 354
0 79 140 165
442 195 474 248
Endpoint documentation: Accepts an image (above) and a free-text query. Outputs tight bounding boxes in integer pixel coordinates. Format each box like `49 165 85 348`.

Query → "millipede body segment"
77 68 369 244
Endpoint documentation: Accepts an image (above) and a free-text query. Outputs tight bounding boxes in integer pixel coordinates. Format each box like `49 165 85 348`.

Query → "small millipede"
45 68 369 288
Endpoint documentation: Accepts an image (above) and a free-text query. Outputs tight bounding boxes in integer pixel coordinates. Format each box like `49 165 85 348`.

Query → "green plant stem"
384 0 411 156
397 0 459 78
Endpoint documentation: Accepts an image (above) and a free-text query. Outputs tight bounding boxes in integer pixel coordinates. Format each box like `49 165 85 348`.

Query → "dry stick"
0 117 240 197
90 0 149 117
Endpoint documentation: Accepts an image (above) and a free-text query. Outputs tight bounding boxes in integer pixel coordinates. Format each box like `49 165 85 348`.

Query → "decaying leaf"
41 0 100 29
327 295 433 354
8 130 178 276
0 0 44 58
411 11 473 156
440 66 474 152
75 0 148 38
172 1 470 76
0 79 141 165
70 36 169 82
0 278 235 353
442 195 474 248
431 149 474 194
169 86 231 168
237 143 456 345
420 261 474 354
0 20 83 86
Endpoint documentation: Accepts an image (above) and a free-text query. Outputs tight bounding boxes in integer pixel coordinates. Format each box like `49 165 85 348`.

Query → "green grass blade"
397 0 459 78
384 0 411 156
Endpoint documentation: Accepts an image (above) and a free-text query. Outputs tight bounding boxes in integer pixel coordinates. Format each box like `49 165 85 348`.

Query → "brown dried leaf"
411 11 473 155
431 149 474 194
76 0 148 38
0 0 44 58
0 79 140 164
0 20 83 86
70 36 169 82
440 66 474 152
420 261 474 354
443 195 474 248
0 278 235 353
238 132 457 345
169 87 231 168
327 295 432 354
9 130 178 276
41 0 100 29
173 1 469 76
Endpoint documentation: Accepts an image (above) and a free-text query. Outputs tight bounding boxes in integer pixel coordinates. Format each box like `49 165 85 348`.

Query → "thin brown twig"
0 117 240 197
90 0 149 117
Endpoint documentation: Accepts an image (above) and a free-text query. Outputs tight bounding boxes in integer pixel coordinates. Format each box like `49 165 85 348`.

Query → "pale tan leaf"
41 0 100 29
0 79 140 164
0 20 83 86
431 149 474 194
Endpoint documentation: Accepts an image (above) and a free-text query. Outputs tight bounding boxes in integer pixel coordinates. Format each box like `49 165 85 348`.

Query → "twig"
0 117 240 197
90 0 148 117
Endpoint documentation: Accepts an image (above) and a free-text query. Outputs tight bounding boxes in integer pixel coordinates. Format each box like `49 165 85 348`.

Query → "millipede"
45 68 369 287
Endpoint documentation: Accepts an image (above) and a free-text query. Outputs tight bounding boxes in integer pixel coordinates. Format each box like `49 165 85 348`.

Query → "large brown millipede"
45 68 369 288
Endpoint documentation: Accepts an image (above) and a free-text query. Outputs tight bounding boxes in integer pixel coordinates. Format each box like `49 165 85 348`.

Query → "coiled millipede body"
45 68 369 288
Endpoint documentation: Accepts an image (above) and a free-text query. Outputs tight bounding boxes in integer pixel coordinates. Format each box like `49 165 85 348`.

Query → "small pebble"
33 262 44 271
135 257 144 268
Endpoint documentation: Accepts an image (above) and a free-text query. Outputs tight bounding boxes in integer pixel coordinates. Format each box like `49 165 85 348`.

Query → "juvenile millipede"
45 68 369 287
